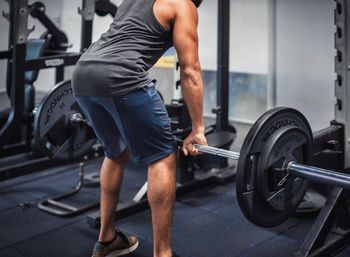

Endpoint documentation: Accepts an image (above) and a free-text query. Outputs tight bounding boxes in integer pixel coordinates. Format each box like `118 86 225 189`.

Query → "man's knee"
107 148 130 166
148 152 177 170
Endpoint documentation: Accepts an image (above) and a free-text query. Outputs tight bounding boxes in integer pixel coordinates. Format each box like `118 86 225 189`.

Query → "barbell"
179 134 350 191
178 121 349 227
33 80 350 228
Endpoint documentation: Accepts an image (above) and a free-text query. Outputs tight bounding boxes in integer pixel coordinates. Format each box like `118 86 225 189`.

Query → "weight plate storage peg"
236 107 313 227
34 80 96 160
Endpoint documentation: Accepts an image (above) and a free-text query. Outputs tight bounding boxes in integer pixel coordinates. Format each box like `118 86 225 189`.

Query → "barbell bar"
176 139 350 190
287 162 350 191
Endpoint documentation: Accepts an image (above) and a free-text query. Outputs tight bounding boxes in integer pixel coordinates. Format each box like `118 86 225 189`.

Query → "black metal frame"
0 0 97 181
79 0 95 52
0 50 11 59
296 188 350 257
25 53 81 71
29 1 69 51
295 0 350 256
1 0 27 150
312 123 344 171
87 171 234 228
95 0 118 18
38 162 100 217
215 0 230 131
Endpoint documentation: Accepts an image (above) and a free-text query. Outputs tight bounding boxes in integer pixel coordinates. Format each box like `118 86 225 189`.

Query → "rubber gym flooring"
1 122 350 257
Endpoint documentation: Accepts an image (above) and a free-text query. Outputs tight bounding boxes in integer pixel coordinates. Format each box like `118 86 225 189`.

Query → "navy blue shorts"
75 82 177 166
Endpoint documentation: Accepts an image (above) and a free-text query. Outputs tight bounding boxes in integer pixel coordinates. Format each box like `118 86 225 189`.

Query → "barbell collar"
287 161 350 190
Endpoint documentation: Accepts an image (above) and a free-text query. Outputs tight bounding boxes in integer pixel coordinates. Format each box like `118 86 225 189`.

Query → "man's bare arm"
172 0 207 155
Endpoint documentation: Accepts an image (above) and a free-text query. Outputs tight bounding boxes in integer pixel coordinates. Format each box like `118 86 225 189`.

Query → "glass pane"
230 0 269 123
198 0 269 123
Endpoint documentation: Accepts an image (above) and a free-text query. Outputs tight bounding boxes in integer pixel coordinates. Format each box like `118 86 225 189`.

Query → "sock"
99 232 117 246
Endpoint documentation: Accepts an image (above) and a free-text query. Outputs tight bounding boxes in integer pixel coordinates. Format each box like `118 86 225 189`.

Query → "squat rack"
292 0 350 256
0 0 97 181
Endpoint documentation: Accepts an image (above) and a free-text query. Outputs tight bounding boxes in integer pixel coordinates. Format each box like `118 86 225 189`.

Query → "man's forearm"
180 69 205 132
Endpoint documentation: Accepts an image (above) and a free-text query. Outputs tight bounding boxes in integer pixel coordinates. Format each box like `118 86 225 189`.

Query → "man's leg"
98 149 129 242
148 152 177 257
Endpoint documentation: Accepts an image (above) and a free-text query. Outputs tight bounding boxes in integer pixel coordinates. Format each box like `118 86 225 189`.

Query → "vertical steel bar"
0 0 28 148
334 0 349 169
216 0 230 130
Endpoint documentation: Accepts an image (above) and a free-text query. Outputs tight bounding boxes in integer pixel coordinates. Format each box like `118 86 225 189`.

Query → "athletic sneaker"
92 230 139 257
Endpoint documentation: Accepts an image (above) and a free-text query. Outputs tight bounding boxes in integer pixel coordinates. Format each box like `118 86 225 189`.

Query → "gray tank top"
74 0 173 96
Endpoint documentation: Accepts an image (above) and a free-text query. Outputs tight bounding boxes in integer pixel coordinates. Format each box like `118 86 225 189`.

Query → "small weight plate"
34 80 96 160
257 126 312 215
236 107 313 227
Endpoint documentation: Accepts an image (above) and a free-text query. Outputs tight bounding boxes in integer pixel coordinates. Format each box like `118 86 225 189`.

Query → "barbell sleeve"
287 161 350 190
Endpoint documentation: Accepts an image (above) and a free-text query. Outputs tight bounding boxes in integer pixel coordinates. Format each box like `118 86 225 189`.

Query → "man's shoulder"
157 0 194 11
153 0 197 28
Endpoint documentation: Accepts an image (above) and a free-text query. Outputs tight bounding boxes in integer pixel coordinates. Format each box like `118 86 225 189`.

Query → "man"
72 0 206 256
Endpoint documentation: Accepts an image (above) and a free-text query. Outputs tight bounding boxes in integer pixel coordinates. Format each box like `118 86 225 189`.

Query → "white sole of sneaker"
106 240 139 257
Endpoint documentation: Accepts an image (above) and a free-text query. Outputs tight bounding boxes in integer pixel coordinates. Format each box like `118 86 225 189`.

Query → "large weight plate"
236 107 313 227
257 126 312 214
34 80 96 160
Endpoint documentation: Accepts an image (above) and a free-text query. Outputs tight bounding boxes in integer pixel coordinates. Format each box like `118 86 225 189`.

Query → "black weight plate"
34 80 96 160
236 107 313 227
257 126 312 214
